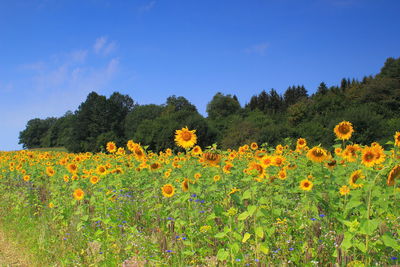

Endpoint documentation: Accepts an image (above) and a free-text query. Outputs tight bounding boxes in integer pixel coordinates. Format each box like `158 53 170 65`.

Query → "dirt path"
0 227 31 267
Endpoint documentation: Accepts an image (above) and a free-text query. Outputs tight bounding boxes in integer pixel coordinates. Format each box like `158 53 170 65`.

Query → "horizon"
1 0 400 151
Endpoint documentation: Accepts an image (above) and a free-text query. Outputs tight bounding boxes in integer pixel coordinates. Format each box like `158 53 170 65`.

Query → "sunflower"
339 185 350 196
250 142 258 150
223 162 233 174
395 132 400 147
361 146 376 167
46 166 55 177
296 138 307 149
90 175 100 184
278 169 287 180
181 179 189 192
300 179 313 191
334 121 354 140
260 155 273 168
127 140 136 152
307 147 328 162
371 143 386 165
150 162 161 171
272 155 286 167
162 184 175 198
247 162 265 178
228 187 240 195
349 170 364 188
325 159 337 170
116 147 125 155
387 165 400 186
23 175 30 182
67 163 78 174
106 142 117 153
213 175 221 182
191 145 202 155
73 188 84 200
275 144 284 155
175 127 197 149
342 144 361 162
202 152 221 166
96 165 108 175
194 172 202 180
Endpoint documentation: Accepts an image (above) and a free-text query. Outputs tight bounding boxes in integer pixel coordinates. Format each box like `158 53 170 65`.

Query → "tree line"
19 57 400 152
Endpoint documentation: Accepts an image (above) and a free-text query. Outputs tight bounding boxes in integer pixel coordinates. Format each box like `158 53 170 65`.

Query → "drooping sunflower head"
387 165 400 186
162 184 175 198
349 170 364 188
202 152 221 166
175 127 197 149
394 132 400 147
334 121 354 140
307 147 328 162
300 179 313 191
106 141 117 153
73 188 84 200
150 162 162 171
181 179 189 192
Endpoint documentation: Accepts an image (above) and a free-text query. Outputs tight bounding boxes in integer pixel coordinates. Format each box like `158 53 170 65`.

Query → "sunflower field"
0 123 399 266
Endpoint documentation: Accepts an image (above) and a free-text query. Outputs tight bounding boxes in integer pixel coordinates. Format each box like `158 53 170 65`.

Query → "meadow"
0 122 399 266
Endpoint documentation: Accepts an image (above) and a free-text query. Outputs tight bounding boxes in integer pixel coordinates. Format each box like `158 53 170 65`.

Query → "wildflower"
200 225 211 233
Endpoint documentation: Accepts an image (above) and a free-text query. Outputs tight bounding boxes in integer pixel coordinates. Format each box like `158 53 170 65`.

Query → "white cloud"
139 1 156 12
245 42 269 56
0 37 123 150
93 36 117 56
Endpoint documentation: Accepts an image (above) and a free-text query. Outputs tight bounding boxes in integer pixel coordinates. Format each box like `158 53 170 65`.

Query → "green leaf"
255 226 264 239
81 215 89 221
242 233 251 243
230 242 240 254
259 244 269 254
359 219 379 236
238 211 249 221
341 232 354 250
382 234 400 251
242 190 252 200
355 241 366 253
217 249 229 261
214 232 226 239
247 205 257 216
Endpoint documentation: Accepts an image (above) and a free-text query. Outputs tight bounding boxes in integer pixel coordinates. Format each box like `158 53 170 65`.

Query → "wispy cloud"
3 37 122 150
244 42 269 56
93 36 117 56
139 1 156 12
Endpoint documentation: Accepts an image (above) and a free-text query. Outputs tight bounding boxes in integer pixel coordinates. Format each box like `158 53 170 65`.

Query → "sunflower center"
164 186 173 194
364 152 374 161
304 182 310 187
312 149 324 157
181 131 192 141
338 124 350 134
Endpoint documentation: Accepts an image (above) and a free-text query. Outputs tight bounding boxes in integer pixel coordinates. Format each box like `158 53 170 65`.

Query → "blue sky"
1 0 399 151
